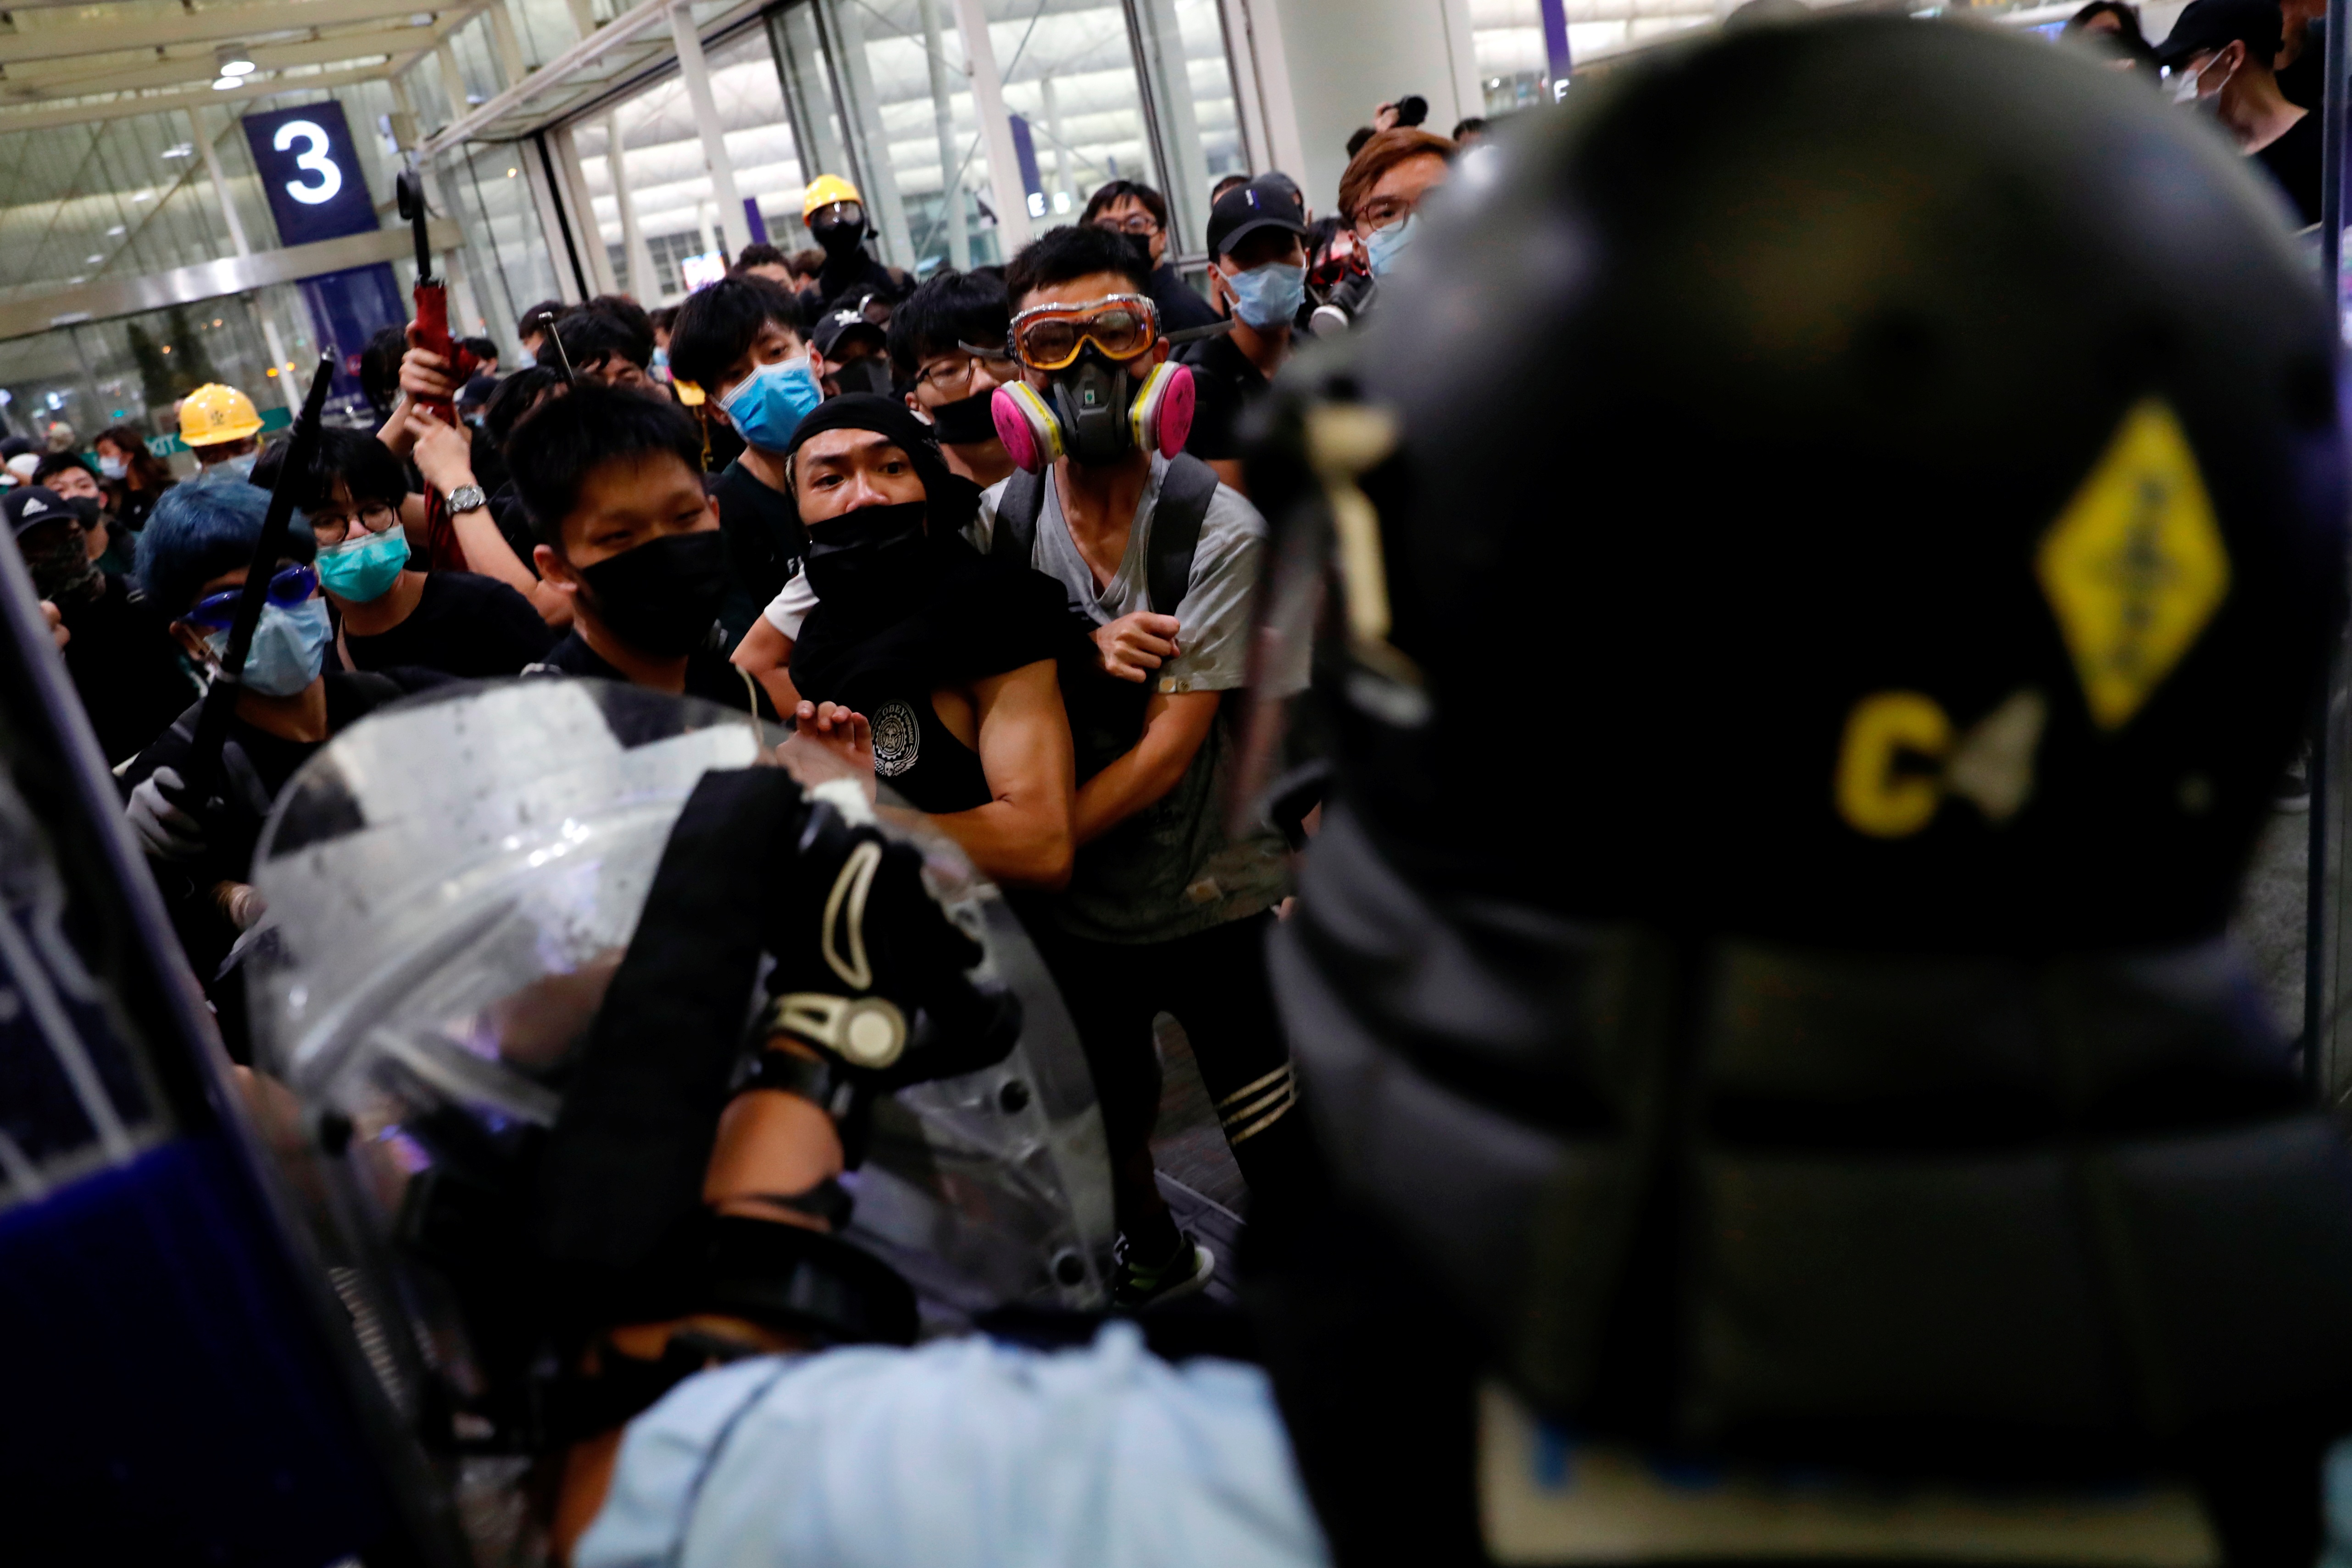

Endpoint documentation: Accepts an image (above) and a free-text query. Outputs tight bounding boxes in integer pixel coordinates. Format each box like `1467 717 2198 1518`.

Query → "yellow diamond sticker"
2036 399 2230 731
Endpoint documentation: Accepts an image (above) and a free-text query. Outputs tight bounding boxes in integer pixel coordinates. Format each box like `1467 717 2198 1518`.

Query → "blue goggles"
183 562 318 632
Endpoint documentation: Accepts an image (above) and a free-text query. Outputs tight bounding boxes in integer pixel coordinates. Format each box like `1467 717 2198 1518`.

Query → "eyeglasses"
304 502 400 547
915 348 1016 394
1007 296 1160 372
1092 213 1160 237
1355 193 1422 233
183 562 317 631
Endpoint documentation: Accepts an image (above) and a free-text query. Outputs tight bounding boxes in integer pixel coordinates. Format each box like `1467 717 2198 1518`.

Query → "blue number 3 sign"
241 102 378 247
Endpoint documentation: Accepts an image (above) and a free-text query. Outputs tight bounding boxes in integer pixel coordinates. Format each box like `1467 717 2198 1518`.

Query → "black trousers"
1030 909 1307 1251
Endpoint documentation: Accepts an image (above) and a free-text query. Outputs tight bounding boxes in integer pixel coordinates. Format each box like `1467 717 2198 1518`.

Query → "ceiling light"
216 43 256 75
83 254 101 263
132 191 153 202
161 143 191 159
105 224 125 236
506 167 517 177
212 76 240 90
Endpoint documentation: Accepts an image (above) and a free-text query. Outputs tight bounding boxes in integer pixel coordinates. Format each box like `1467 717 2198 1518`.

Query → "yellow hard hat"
178 383 262 446
802 174 862 220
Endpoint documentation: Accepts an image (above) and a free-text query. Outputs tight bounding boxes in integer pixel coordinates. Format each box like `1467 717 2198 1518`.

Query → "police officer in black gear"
1244 14 2352 1565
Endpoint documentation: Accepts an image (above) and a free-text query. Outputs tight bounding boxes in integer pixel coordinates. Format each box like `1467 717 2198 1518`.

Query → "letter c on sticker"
1835 691 1953 838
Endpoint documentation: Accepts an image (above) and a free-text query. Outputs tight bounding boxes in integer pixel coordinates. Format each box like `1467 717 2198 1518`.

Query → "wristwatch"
445 483 487 513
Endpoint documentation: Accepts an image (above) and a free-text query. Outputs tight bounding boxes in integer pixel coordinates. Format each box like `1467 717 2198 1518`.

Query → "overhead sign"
241 102 380 249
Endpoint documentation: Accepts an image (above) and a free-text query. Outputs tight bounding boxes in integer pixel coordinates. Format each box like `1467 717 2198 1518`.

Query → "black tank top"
867 689 992 815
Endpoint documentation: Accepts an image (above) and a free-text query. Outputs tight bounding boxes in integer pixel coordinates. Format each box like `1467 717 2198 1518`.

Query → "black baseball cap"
2156 0 2282 67
812 305 887 357
3 485 71 536
1206 174 1308 261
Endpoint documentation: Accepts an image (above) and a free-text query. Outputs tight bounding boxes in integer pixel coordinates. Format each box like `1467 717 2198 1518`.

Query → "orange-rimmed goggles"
1007 295 1160 372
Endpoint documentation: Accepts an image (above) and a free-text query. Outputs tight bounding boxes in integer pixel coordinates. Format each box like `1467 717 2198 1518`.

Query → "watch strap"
732 1044 858 1121
445 482 487 513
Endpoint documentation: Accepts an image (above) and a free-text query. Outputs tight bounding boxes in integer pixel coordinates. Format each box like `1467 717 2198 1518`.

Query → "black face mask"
801 499 929 618
815 218 867 258
578 530 729 657
831 357 891 397
1047 346 1135 468
18 521 97 602
930 388 1001 446
1118 232 1155 276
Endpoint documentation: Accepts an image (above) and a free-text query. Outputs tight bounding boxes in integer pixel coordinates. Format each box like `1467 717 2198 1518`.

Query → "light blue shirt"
576 1322 1331 1568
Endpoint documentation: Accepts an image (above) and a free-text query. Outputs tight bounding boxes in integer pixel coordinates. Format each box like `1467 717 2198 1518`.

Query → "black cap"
812 305 887 358
2156 0 2282 66
1206 174 1309 261
3 485 70 536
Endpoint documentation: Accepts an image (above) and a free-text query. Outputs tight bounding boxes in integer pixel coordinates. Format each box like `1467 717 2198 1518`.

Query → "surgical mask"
802 499 930 620
204 451 259 483
96 454 128 482
1365 212 1420 278
929 387 1002 446
651 346 670 371
316 526 411 604
1225 261 1307 331
719 355 824 453
206 598 330 697
577 530 729 657
830 357 892 397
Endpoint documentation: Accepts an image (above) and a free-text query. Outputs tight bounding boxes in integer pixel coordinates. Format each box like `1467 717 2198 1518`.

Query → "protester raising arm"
401 406 573 627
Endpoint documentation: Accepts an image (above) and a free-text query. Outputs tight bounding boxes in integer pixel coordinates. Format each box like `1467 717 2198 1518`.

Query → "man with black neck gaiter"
784 395 1079 891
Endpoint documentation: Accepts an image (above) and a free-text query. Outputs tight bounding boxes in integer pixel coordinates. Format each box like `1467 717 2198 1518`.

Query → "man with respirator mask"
1182 175 1312 494
118 483 444 1049
250 428 553 680
6 482 193 764
801 175 903 317
986 222 1308 1308
668 275 825 650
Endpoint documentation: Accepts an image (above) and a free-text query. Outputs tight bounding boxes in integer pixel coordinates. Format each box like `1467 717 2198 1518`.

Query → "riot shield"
240 678 1112 1465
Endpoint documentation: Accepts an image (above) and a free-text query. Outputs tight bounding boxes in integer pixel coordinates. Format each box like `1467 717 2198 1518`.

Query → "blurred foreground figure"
1243 11 2352 1566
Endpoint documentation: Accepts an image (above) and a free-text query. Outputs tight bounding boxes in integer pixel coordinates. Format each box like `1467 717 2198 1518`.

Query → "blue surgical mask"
1225 261 1306 331
205 451 258 483
315 526 411 604
1365 212 1420 278
97 454 128 481
206 597 329 696
651 346 670 370
718 354 823 452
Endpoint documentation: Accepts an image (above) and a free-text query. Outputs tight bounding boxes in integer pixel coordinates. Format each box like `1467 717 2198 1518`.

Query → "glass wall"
0 283 319 457
574 28 809 308
1470 0 1714 111
441 143 569 340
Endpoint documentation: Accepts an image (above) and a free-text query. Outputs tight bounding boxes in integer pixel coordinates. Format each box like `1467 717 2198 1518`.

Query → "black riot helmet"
1249 15 2344 956
1244 16 2352 1564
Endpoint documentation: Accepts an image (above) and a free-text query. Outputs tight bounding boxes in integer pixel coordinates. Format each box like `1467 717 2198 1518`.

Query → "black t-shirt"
1178 329 1271 463
486 481 540 578
1150 263 1222 334
712 459 804 651
57 574 200 764
537 628 777 719
2257 111 2324 227
339 571 556 680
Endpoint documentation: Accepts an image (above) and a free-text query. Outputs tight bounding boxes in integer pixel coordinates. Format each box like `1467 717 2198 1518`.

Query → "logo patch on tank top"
871 700 919 778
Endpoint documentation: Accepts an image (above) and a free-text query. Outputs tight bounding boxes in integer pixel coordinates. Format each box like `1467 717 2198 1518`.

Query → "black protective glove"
753 793 1021 1095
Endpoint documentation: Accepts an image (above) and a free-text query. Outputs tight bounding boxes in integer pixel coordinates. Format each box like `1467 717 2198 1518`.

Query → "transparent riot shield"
240 679 1112 1448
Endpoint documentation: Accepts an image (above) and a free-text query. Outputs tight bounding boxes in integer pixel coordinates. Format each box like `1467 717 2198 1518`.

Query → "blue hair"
135 481 315 618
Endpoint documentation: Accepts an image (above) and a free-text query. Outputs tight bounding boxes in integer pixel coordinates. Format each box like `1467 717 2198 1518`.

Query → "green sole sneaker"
1112 1235 1217 1311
